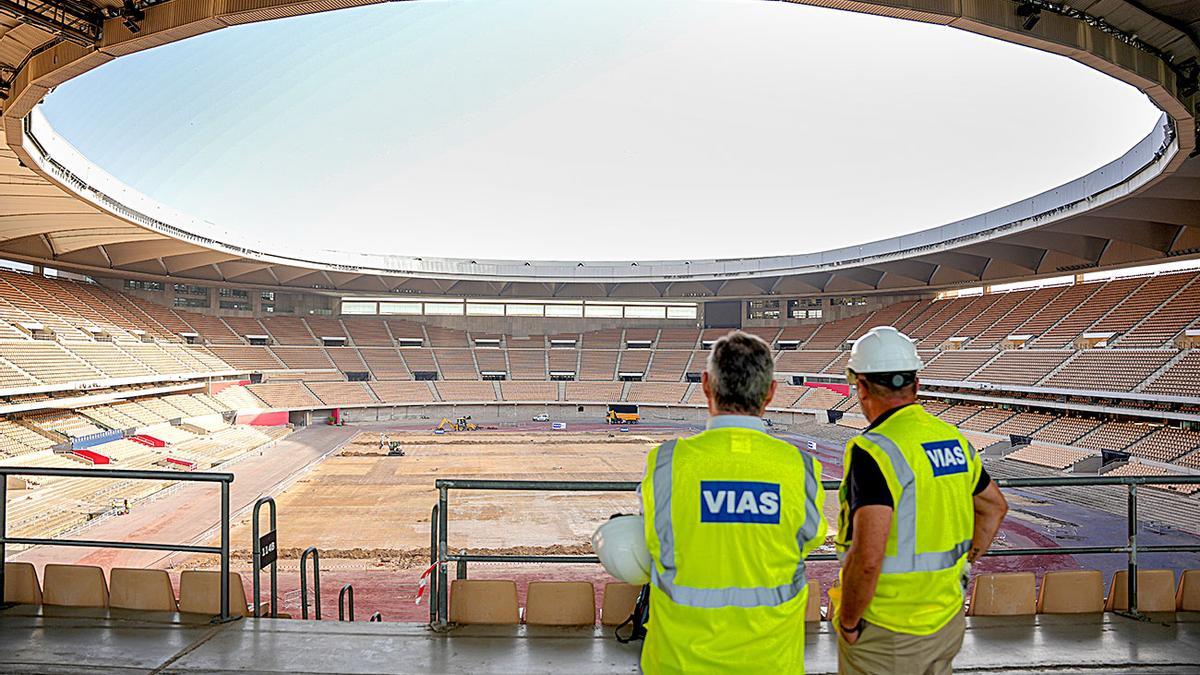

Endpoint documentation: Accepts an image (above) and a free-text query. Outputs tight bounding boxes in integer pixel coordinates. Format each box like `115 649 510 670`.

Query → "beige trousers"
837 611 966 675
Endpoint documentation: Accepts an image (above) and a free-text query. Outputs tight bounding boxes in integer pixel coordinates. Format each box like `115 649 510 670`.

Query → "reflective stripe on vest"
862 432 972 574
650 438 822 608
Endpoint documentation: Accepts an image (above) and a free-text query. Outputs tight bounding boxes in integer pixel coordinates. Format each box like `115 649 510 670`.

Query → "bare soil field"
224 430 666 563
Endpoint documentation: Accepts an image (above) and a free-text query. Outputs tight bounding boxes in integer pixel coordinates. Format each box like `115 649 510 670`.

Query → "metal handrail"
251 496 278 618
300 546 321 620
431 474 1200 627
339 584 354 621
0 466 235 621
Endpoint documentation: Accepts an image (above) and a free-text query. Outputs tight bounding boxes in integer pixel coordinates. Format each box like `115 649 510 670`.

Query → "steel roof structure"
0 0 1196 300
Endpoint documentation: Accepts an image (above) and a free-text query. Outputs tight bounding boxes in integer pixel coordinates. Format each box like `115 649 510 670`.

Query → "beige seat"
1177 569 1200 611
600 582 641 626
109 568 178 612
42 564 108 608
4 562 42 605
524 581 596 626
1105 569 1176 612
806 580 822 622
449 579 519 625
969 573 1036 616
1037 570 1104 614
177 571 248 616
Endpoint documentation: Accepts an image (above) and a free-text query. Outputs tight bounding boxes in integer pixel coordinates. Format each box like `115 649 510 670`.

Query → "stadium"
0 0 1199 672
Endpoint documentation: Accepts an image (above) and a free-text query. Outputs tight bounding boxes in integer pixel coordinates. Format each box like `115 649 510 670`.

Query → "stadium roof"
0 0 1197 300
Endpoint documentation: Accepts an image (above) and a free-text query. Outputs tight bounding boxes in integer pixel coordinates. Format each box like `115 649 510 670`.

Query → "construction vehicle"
606 404 640 425
435 416 479 432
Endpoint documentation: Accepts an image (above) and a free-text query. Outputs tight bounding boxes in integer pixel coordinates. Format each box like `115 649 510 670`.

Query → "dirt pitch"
227 430 665 564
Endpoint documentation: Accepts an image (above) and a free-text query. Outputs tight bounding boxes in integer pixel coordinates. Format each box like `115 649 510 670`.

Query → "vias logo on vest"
922 439 968 477
700 481 781 524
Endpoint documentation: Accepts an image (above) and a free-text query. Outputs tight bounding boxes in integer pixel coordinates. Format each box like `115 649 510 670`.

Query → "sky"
40 0 1162 262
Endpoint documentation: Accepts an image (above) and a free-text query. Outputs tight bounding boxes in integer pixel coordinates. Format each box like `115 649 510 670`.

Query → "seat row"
4 563 253 616
968 569 1200 615
449 570 1200 627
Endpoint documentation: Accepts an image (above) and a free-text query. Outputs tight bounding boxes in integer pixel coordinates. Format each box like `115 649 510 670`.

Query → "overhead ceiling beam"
0 0 101 47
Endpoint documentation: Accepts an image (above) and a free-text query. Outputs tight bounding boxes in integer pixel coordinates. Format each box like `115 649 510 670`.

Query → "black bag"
615 584 650 643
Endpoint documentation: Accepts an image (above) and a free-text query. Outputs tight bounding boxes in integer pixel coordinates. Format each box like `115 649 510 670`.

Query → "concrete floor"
2 606 1198 674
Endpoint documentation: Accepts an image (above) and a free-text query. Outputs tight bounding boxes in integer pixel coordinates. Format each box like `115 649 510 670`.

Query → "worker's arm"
838 504 891 645
967 480 1008 563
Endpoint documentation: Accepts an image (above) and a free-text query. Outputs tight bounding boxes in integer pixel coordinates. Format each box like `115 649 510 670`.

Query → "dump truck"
606 404 640 425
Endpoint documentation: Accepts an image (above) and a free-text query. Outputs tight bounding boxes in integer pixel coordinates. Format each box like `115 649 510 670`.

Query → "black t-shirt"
843 405 991 541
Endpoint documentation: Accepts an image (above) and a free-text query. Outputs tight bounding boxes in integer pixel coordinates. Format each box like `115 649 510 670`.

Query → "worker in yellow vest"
835 326 1008 674
595 330 826 673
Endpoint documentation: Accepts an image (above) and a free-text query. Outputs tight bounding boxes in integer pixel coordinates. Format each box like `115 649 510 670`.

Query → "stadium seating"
1105 570 1177 612
961 408 1016 432
499 382 558 402
261 316 316 345
1076 422 1154 452
247 383 323 409
968 573 1036 616
1005 443 1093 470
600 582 640 626
625 382 687 404
971 350 1071 387
369 381 435 404
109 568 178 612
307 382 379 406
3 562 42 605
449 580 520 625
178 571 251 617
1103 462 1200 496
1178 570 1200 611
524 582 596 626
1045 350 1175 392
434 381 496 402
42 564 109 608
1037 570 1105 614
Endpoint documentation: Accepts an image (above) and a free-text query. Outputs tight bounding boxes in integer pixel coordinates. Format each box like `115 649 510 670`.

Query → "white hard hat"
592 515 651 585
846 326 923 374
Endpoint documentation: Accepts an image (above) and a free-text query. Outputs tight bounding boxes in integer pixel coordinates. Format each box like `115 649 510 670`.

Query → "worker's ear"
763 379 776 410
701 371 710 397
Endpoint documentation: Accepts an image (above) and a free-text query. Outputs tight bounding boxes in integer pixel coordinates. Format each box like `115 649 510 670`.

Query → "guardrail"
0 466 235 620
431 474 1200 627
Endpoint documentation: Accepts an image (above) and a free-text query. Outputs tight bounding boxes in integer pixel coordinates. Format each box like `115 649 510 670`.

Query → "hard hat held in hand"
592 515 651 585
847 326 924 374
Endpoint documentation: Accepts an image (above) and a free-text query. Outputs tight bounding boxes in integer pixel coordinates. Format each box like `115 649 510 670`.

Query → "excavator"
435 416 478 432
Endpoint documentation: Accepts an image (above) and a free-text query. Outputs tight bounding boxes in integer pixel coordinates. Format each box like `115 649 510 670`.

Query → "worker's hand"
960 561 972 595
838 618 863 646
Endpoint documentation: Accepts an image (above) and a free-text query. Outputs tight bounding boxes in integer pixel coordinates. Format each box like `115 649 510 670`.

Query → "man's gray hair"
706 330 775 415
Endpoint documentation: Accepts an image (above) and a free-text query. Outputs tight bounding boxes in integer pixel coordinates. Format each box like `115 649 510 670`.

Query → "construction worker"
835 326 1008 675
596 331 826 673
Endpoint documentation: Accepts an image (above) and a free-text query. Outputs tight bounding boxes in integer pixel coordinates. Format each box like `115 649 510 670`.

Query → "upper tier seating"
921 351 996 381
304 317 347 341
1092 274 1196 344
261 316 316 345
1044 350 1175 392
369 380 435 404
1075 422 1153 451
992 412 1055 436
1119 278 1200 347
971 350 1072 387
359 348 410 379
1034 276 1146 348
0 341 103 384
579 351 618 380
223 316 267 339
401 348 438 375
434 381 496 402
271 347 336 370
617 350 651 376
961 407 1016 432
645 350 689 381
1032 416 1101 445
342 318 393 346
208 346 284 371
657 329 699 349
325 347 369 373
246 383 322 409
1141 351 1199 396
499 382 558 402
474 348 508 375
775 350 840 374
1005 443 1093 470
626 382 688 404
565 381 624 402
434 349 478 380
426 326 468 348
507 344 547 380
307 381 379 406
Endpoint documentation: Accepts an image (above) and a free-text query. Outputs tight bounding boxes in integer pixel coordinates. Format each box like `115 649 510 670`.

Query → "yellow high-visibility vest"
835 404 981 635
640 420 826 674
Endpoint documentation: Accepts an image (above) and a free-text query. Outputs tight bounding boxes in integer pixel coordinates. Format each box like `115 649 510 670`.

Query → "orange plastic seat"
42 564 108 608
524 581 596 626
3 562 42 605
806 580 822 622
1037 570 1103 614
1177 570 1200 611
969 573 1036 616
1105 569 1176 612
109 568 178 612
449 579 519 625
600 582 641 626
177 571 248 617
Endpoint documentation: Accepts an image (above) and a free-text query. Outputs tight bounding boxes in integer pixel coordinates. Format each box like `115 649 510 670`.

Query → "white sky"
40 0 1162 261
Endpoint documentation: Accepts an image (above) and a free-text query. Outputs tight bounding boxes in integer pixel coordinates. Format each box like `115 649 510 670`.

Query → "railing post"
339 584 354 621
1128 482 1138 614
1 475 7 607
219 481 231 622
457 552 467 580
429 503 439 625
437 484 449 628
252 496 277 618
301 547 321 620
